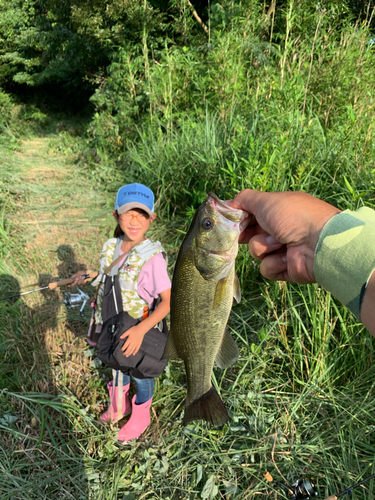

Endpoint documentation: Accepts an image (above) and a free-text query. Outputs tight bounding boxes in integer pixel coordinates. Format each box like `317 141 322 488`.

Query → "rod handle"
48 271 99 289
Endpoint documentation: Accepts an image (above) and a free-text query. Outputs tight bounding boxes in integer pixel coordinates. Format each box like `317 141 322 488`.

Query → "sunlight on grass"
1 3 375 498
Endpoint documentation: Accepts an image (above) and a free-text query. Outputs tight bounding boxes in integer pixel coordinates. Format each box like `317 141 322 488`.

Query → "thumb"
229 189 271 217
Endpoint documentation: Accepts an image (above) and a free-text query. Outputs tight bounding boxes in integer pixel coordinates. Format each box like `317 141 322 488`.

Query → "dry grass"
1 136 111 395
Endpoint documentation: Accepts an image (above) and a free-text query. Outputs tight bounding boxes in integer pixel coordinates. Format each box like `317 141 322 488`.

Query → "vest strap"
110 237 124 276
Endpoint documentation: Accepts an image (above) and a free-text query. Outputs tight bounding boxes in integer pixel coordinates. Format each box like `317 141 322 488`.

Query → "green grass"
1 3 375 498
1 135 374 499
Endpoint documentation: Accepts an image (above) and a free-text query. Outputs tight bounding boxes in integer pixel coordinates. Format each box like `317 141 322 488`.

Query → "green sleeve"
314 207 375 319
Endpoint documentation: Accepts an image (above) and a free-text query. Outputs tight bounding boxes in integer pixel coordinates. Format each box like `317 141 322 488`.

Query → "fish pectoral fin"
213 276 230 309
233 273 241 303
215 328 239 369
162 332 180 359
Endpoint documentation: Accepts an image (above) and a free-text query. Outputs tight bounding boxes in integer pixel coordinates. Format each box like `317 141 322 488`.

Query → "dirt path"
7 136 112 397
15 138 108 270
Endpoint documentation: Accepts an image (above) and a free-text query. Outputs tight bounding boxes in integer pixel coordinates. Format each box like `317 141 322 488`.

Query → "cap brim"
117 202 154 217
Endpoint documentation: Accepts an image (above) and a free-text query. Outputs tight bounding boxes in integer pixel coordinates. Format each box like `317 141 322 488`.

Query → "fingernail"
266 235 280 245
281 255 287 263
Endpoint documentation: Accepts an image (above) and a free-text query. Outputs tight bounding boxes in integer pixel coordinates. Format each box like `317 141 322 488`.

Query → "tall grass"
1 132 375 498
1 1 375 498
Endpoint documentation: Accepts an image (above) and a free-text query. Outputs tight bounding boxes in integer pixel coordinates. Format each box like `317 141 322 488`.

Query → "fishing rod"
0 272 98 302
324 473 375 499
270 473 375 499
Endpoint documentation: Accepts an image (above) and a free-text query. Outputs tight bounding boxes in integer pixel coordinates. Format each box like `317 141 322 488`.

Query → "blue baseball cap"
115 183 155 217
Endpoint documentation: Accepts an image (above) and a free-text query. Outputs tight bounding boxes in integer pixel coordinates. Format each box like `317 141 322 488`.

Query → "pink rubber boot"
99 381 131 424
118 395 153 442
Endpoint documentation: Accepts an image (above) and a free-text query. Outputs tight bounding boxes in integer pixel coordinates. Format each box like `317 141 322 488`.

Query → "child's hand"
120 325 145 357
69 270 90 287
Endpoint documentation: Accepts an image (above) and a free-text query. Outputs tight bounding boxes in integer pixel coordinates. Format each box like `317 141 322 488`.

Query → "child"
74 183 171 442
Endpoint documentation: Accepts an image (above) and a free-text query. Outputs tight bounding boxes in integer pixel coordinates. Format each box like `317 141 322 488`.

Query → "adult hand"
120 325 146 357
229 190 341 283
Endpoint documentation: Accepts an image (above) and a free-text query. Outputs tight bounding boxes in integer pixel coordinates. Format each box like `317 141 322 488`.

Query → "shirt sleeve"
137 252 172 305
314 207 375 319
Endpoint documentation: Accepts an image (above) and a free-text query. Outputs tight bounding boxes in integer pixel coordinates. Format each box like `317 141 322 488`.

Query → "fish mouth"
207 192 250 231
207 193 231 210
207 193 240 219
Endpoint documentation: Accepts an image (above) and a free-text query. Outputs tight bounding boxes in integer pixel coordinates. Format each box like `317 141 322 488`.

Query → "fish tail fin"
183 387 228 426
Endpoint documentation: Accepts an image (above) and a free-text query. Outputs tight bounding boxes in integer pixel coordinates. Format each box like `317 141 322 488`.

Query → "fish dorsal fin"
233 273 241 303
163 331 180 359
215 328 239 369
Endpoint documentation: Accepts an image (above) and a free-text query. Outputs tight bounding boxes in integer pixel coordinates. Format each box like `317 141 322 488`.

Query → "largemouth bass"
164 193 248 426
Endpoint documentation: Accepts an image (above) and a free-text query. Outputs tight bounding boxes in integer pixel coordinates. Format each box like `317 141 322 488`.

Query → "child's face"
113 208 156 242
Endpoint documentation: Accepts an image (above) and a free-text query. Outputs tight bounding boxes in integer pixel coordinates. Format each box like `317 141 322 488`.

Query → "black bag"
97 311 169 379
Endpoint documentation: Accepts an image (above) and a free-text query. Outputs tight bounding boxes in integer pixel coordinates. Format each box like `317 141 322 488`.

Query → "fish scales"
173 249 234 405
165 193 248 426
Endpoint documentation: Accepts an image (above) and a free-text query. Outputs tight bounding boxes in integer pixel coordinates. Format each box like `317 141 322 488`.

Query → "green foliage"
0 88 13 125
0 0 41 85
84 2 375 199
1 1 375 498
0 89 19 151
18 105 48 125
0 0 170 90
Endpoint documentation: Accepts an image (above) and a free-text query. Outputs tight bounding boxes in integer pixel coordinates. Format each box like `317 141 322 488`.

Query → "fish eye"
202 218 214 231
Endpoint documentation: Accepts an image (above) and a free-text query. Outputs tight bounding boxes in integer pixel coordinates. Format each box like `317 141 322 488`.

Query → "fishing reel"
287 479 318 500
271 468 375 500
274 478 318 500
63 287 89 316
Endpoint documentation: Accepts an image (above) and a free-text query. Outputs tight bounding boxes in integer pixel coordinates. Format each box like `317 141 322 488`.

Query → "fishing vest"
95 237 165 323
94 237 169 379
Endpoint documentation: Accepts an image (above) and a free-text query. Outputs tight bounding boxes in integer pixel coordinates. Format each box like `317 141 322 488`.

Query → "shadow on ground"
0 259 93 498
